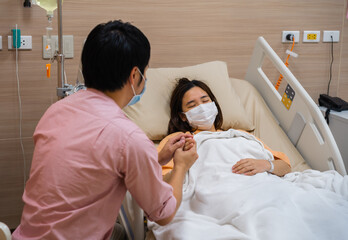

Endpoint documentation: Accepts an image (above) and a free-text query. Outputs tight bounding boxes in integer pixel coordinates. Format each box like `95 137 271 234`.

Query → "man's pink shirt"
12 89 176 239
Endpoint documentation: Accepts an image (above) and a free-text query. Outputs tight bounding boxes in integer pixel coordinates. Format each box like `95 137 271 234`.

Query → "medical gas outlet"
303 31 320 43
282 31 299 43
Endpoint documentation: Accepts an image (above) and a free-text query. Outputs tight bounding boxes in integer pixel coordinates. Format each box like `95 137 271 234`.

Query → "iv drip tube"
43 0 84 98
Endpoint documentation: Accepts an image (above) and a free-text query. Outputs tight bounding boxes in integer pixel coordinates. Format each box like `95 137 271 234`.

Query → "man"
12 20 197 239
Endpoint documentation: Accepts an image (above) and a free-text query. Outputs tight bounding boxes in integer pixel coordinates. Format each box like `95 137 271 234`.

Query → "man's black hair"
81 20 150 92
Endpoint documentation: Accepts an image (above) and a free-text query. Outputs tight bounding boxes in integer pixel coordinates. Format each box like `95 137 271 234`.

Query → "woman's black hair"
168 78 223 134
81 20 150 92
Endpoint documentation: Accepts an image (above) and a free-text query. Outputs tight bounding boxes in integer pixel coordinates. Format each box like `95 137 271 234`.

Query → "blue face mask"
127 68 147 106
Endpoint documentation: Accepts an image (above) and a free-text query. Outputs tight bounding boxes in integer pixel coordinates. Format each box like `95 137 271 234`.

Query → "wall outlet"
0 36 2 50
42 35 74 59
282 31 299 43
303 31 320 43
8 35 32 50
323 31 340 42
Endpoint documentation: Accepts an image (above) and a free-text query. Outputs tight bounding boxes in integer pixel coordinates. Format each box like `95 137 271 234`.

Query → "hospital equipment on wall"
32 0 63 58
33 0 83 98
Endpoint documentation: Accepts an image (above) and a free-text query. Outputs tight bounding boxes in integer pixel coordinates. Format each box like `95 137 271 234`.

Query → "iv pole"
56 0 65 98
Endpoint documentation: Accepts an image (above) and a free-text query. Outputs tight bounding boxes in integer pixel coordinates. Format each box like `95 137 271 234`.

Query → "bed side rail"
244 37 346 175
118 191 145 240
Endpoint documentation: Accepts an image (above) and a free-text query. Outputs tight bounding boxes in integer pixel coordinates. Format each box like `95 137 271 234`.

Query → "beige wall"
0 0 347 228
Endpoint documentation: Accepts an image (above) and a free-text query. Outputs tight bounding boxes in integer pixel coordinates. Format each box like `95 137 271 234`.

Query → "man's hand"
158 133 194 166
232 158 271 176
173 140 198 172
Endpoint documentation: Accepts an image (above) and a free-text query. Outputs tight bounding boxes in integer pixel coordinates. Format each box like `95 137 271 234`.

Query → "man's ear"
128 67 138 86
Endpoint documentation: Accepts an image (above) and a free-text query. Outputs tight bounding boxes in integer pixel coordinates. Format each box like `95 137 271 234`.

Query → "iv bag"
33 0 63 19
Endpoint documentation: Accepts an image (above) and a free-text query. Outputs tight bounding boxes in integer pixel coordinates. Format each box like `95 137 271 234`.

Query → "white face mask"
184 102 218 130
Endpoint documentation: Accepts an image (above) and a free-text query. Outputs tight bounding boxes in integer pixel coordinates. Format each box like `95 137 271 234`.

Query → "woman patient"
150 78 348 240
159 77 291 177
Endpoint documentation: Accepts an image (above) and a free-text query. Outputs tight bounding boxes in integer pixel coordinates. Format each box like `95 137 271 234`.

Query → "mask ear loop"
136 67 147 85
130 84 136 96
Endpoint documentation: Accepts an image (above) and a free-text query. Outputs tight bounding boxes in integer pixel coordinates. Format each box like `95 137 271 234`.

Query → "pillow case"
123 61 254 140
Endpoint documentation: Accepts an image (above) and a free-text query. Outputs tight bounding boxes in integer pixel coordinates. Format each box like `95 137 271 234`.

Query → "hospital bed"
119 36 346 240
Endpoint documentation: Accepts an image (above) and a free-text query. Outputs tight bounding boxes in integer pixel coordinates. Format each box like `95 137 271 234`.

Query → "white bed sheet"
148 130 348 240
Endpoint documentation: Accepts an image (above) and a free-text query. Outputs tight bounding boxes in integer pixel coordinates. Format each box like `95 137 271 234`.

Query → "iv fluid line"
275 36 295 90
15 24 27 189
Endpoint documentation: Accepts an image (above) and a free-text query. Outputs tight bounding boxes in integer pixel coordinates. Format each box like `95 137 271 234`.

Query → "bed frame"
245 37 346 176
119 37 347 240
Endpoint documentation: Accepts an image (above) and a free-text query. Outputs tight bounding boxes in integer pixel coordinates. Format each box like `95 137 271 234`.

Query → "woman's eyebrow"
186 100 195 106
201 95 209 99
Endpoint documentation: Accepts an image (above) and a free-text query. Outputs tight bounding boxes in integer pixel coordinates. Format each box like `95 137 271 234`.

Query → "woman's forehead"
182 87 208 102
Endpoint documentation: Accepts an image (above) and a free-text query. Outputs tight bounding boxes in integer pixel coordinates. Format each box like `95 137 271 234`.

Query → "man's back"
12 89 175 239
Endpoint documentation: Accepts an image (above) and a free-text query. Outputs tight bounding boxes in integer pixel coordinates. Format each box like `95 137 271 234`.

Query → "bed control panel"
281 84 295 110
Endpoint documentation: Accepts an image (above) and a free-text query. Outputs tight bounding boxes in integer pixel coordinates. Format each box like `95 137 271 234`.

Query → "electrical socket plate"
323 31 340 42
282 31 300 43
303 31 320 43
0 36 2 50
8 35 32 50
42 35 74 59
282 31 299 43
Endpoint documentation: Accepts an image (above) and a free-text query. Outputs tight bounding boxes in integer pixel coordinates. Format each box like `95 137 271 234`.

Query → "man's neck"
104 88 130 109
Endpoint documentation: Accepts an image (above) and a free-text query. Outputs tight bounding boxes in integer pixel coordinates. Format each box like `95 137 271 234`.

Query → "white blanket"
148 130 348 240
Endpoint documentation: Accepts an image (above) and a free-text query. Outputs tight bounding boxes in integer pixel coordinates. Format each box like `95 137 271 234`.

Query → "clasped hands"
158 133 198 170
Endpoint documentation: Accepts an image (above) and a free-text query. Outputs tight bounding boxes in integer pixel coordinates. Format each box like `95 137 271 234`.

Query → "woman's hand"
183 136 195 151
232 158 271 176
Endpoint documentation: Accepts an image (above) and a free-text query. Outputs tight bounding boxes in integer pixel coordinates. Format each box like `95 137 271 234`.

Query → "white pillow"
123 61 254 140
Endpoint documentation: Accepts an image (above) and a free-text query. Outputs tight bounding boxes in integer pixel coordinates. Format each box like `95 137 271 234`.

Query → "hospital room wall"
340 9 348 99
0 0 347 229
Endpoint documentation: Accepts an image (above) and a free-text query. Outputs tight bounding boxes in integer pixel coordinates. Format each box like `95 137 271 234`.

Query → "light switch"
63 35 74 58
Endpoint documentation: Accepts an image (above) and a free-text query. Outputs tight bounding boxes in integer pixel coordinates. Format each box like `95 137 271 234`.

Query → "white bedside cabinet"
319 106 348 174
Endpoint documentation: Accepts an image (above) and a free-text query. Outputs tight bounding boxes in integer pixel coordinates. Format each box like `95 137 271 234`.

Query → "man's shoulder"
104 116 153 147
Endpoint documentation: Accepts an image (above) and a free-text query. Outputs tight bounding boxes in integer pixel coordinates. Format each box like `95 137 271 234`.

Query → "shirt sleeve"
120 128 177 222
